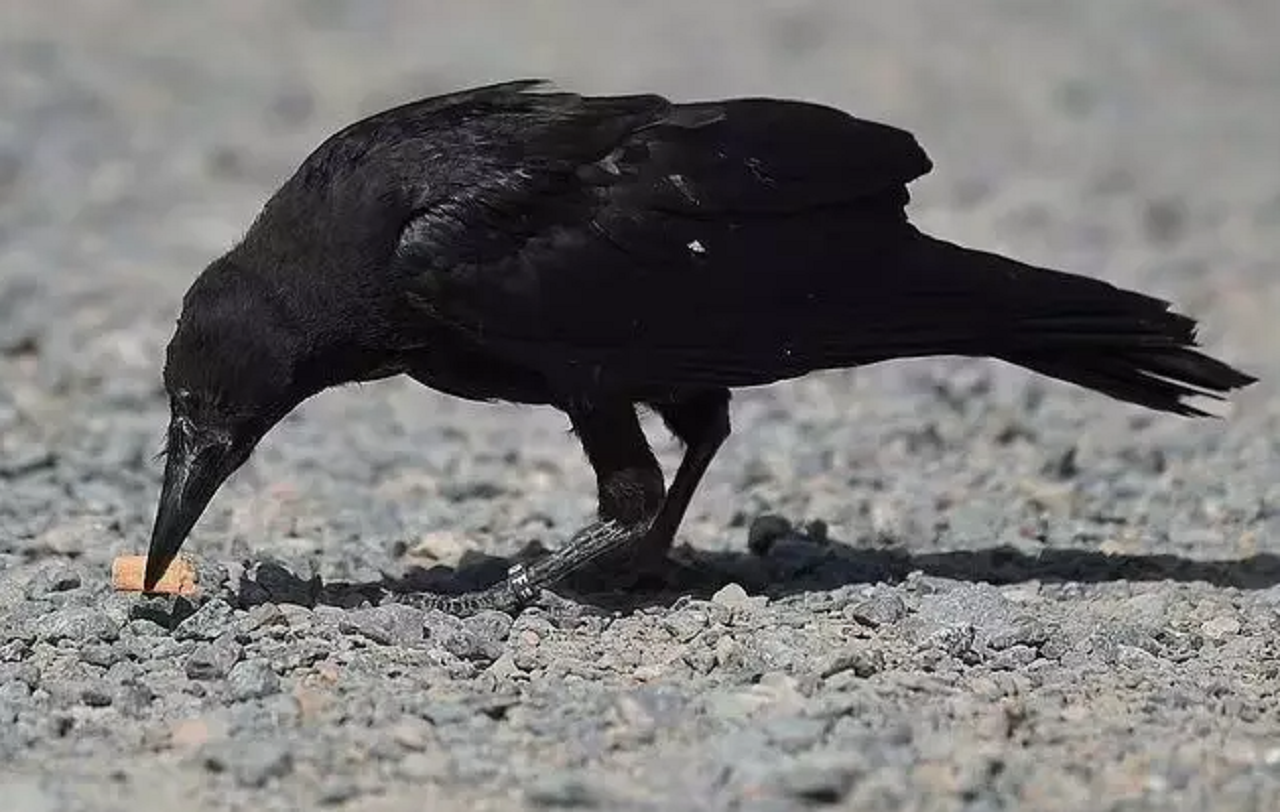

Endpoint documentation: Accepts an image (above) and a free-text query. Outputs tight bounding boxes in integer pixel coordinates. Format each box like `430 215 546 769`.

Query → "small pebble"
426 610 505 662
80 683 114 707
762 716 830 752
986 644 1038 670
25 563 82 597
662 610 709 643
185 637 244 680
235 603 287 636
204 739 294 788
747 515 793 555
819 647 885 679
41 607 119 643
845 591 907 627
226 659 280 701
711 583 763 611
340 604 424 646
774 753 862 804
406 530 467 565
389 718 433 752
79 643 122 669
317 777 361 805
1201 616 1241 641
174 599 235 641
526 770 612 808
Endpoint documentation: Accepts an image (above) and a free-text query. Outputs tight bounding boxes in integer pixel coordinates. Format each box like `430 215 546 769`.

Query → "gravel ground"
3 2 1280 810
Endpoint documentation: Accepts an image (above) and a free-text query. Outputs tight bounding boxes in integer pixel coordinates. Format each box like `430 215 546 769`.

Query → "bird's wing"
393 84 941 393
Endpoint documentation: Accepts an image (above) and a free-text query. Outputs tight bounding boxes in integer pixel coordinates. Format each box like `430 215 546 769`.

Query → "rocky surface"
2 1 1280 810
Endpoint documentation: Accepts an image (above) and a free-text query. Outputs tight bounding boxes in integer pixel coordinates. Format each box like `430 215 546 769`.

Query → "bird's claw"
389 518 650 617
393 581 520 618
388 561 543 618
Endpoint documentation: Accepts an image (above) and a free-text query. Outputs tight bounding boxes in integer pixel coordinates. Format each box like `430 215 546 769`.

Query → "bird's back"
224 81 949 398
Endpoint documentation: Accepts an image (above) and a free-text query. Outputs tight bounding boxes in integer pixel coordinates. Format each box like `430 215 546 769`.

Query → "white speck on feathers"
688 239 707 255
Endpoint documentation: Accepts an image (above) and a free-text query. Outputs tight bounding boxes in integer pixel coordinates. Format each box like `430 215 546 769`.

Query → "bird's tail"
909 233 1256 416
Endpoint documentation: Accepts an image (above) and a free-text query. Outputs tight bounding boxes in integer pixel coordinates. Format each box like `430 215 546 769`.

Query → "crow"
146 79 1256 613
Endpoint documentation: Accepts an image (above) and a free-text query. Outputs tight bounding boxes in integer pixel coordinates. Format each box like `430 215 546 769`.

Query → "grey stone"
280 604 319 630
526 770 613 808
24 563 82 597
317 777 362 805
662 609 710 642
985 616 1052 651
80 682 114 707
203 739 294 788
173 599 235 641
235 603 287 636
986 644 1038 670
40 606 119 643
923 623 977 659
0 679 32 703
339 604 424 646
747 514 794 555
226 659 280 701
185 636 244 680
1201 615 1242 641
425 610 504 663
78 642 122 668
818 647 885 679
762 715 830 753
845 591 907 627
464 609 513 644
397 751 452 781
774 753 863 804
711 582 766 611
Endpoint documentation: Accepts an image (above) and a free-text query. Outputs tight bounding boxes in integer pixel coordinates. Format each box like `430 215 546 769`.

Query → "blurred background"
2 0 1278 570
4 1 1278 358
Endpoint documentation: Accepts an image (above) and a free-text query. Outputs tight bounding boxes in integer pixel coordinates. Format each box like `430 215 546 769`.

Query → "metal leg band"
507 562 537 603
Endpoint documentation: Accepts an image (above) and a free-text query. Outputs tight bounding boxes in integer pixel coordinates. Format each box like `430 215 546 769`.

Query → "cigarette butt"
111 555 199 596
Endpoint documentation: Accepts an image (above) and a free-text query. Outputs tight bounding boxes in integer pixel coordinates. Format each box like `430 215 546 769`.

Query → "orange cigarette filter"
111 555 199 596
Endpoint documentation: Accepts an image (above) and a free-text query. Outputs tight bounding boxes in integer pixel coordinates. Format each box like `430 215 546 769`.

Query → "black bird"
146 80 1256 612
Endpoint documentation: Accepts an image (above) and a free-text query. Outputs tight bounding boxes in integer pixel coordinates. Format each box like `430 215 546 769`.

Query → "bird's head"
145 256 309 591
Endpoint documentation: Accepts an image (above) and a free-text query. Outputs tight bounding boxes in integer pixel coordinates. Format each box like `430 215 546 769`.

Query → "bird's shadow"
231 524 1280 616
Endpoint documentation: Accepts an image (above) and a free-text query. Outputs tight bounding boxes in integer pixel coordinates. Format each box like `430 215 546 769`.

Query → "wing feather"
392 86 938 391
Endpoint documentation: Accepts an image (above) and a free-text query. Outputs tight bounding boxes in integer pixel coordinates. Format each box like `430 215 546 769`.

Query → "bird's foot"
392 518 649 618
392 578 524 617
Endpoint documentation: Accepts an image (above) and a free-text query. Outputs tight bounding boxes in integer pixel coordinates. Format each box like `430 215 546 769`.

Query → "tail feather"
915 235 1257 416
1010 348 1253 417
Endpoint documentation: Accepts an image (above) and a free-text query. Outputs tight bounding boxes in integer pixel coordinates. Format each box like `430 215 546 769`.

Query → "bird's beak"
144 420 238 592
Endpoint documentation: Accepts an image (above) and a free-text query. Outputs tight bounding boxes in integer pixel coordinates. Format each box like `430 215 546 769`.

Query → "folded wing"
393 83 947 393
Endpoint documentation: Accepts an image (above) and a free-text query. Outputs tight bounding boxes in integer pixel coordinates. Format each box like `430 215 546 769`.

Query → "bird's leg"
642 389 732 563
514 398 666 585
559 389 732 593
399 399 664 616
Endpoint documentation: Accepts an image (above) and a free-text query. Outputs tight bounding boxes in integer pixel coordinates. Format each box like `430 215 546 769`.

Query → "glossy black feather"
377 83 937 396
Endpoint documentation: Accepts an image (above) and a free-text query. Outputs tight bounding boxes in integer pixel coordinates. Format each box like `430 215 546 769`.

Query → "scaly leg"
560 388 732 591
401 398 665 616
642 389 732 561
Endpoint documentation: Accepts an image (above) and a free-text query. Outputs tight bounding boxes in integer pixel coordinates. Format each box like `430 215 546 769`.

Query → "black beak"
144 420 237 591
